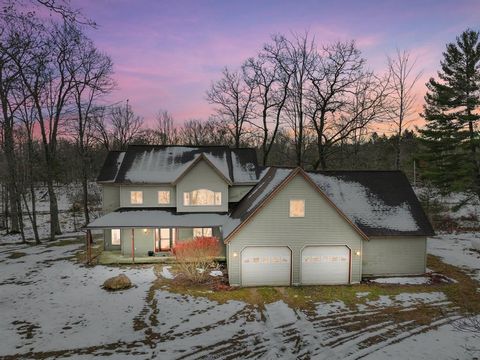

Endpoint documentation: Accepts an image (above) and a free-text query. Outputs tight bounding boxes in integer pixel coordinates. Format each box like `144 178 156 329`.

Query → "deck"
97 250 226 265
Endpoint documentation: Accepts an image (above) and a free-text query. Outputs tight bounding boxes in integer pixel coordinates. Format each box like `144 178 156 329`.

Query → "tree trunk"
82 164 90 225
45 159 61 240
468 119 480 198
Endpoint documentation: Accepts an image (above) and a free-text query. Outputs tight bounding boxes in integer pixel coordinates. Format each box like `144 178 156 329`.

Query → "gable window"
158 190 170 205
183 189 221 206
111 229 121 245
130 191 143 204
289 199 305 217
193 227 213 237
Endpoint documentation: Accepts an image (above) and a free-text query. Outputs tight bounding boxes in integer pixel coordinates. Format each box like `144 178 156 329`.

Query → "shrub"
172 236 221 282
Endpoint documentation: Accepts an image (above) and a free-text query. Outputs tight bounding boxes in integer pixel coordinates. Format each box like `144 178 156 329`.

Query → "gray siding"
102 185 120 213
176 160 228 212
119 185 176 208
103 229 121 251
120 228 155 256
227 175 364 286
362 236 426 276
229 185 253 202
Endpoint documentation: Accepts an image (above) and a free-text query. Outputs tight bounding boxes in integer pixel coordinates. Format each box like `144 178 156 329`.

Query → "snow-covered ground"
0 233 479 359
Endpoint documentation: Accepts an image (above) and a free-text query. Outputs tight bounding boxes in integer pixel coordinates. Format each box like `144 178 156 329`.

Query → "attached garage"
301 246 350 285
241 246 291 286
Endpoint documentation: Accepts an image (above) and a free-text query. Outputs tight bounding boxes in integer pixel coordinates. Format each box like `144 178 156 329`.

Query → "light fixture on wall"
233 252 238 257
355 250 361 256
143 228 149 235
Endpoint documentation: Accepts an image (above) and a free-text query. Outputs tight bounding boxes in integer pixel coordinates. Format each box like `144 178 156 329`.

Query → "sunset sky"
73 0 480 130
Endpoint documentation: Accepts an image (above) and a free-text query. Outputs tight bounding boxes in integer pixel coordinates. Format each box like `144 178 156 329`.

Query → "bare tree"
68 28 114 225
154 110 179 145
243 47 291 165
387 49 422 169
109 100 143 150
206 67 255 148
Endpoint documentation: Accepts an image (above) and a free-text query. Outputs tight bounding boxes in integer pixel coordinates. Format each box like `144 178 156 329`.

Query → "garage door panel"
241 246 290 286
301 246 350 285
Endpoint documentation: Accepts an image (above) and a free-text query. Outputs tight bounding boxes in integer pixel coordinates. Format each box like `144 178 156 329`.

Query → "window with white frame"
193 227 213 237
183 189 221 206
158 190 170 204
289 199 305 217
111 229 121 245
130 191 143 204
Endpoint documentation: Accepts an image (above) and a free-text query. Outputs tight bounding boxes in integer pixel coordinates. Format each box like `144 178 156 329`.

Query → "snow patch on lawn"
371 277 430 285
316 300 348 316
160 266 175 279
209 270 223 277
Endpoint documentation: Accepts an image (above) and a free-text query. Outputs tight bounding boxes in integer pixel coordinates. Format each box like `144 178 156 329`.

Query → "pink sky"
73 0 480 132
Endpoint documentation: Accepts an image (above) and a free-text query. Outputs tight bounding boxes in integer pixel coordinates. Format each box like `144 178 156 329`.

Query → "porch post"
131 229 135 264
86 229 92 265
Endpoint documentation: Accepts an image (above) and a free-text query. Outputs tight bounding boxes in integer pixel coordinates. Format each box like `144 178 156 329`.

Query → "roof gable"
173 153 232 185
224 168 369 242
101 145 260 184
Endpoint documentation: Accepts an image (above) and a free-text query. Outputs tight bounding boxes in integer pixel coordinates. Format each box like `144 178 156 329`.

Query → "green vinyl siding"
229 185 253 202
362 236 427 276
102 185 120 213
176 160 228 212
226 174 364 286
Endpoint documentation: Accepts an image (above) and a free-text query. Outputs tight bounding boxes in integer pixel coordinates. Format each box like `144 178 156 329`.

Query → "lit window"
289 199 305 217
111 229 121 245
158 191 170 204
183 189 222 206
130 191 143 204
193 227 213 237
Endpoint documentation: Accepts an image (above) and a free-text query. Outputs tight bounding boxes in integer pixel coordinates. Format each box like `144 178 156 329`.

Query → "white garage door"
301 246 350 285
241 246 291 286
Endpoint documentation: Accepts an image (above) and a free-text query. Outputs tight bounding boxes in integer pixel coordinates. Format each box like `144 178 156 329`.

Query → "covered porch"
86 208 229 264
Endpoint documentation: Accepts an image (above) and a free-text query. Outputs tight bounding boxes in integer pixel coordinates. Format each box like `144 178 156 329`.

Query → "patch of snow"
356 292 370 298
316 300 348 316
197 268 205 274
428 233 480 281
471 238 480 251
209 270 223 277
310 173 420 232
231 150 258 183
365 292 447 309
160 266 175 279
371 277 430 285
264 301 297 328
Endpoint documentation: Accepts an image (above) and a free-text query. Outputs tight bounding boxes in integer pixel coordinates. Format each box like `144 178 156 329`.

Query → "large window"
130 191 143 204
158 190 170 205
183 189 221 206
193 227 213 237
155 228 176 252
289 199 305 217
111 229 121 245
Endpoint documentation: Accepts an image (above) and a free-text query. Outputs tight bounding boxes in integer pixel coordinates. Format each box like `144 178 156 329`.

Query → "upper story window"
183 189 221 206
289 199 305 217
158 190 170 204
130 191 143 204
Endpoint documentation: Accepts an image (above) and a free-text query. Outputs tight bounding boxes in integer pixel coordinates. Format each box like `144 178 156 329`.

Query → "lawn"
0 233 479 359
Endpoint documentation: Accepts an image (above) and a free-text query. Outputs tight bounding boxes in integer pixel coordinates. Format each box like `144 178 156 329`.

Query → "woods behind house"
1 2 479 242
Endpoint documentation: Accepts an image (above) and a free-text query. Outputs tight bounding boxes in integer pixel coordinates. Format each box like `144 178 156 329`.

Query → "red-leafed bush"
173 236 221 282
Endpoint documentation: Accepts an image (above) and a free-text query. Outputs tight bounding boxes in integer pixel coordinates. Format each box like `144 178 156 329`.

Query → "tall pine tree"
419 29 480 197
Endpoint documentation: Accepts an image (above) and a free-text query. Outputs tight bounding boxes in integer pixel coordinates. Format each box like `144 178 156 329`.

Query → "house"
87 145 434 287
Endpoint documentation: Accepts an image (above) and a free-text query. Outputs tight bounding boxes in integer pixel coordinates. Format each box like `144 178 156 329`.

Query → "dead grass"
7 252 27 259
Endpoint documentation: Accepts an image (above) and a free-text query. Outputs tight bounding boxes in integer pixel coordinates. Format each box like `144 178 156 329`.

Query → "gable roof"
98 145 260 185
224 167 434 241
96 151 125 182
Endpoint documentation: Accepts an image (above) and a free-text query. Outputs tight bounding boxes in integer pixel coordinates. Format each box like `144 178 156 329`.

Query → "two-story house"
87 145 434 287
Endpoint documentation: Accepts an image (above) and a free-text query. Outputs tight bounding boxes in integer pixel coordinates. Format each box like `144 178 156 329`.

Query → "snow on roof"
108 145 261 184
309 173 420 233
87 208 231 229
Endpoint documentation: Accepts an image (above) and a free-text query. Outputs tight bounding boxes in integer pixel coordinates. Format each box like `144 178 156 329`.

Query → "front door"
155 228 176 252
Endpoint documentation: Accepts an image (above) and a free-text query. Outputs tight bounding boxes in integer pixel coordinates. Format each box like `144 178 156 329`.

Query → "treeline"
1 1 479 242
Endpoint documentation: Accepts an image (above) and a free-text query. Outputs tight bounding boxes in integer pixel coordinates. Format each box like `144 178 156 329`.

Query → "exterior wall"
362 236 427 276
102 185 120 213
176 160 228 212
227 175 364 286
229 185 253 202
120 228 155 256
119 185 176 208
103 229 121 251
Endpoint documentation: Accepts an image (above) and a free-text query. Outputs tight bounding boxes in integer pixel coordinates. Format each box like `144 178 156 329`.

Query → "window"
289 199 305 217
111 229 121 245
130 191 143 204
158 190 170 204
183 189 221 206
155 228 174 251
193 227 213 237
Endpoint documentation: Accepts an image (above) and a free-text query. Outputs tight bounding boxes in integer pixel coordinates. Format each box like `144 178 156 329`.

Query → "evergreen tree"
418 29 480 196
